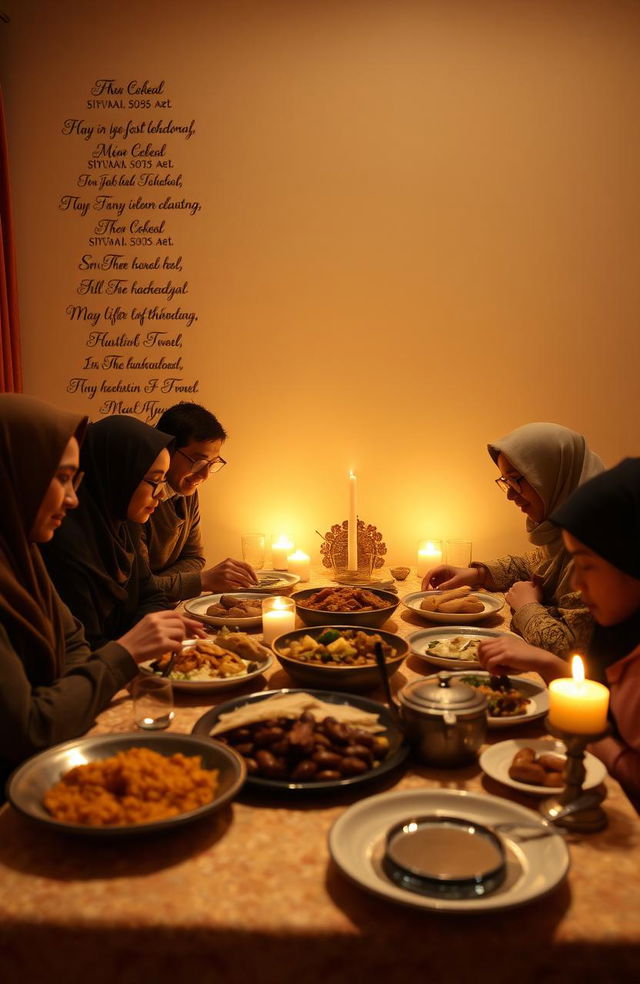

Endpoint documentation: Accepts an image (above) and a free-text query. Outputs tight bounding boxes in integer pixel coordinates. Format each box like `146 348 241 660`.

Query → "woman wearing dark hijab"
0 395 203 785
479 459 640 806
42 414 181 648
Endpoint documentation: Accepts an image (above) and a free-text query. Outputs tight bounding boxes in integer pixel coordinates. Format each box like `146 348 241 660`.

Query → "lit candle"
287 549 311 582
262 596 296 645
271 535 294 570
348 470 358 571
548 655 610 734
417 540 443 578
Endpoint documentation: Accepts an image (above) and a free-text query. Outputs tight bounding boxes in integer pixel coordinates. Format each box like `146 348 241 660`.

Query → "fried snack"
206 596 262 618
213 629 265 661
508 747 565 787
438 598 484 614
156 640 248 680
436 587 472 605
44 747 218 826
419 586 485 615
297 587 390 612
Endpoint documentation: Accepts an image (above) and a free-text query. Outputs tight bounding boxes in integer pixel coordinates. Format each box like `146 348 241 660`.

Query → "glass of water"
131 676 175 730
241 532 266 570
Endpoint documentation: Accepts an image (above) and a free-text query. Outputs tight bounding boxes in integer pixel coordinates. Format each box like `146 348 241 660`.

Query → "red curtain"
0 83 22 393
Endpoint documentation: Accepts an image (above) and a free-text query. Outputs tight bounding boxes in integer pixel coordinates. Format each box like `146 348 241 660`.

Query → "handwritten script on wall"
60 78 201 422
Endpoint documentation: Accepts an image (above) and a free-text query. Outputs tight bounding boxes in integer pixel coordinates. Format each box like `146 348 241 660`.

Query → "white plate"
184 592 267 628
328 788 569 913
407 626 516 670
479 738 608 796
141 638 272 693
423 671 549 729
403 590 504 624
251 571 301 594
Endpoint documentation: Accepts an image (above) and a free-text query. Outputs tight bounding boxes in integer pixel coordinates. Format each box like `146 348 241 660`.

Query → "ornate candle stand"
319 519 387 584
541 718 609 833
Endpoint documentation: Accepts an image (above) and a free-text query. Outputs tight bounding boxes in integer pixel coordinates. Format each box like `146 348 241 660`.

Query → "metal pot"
398 672 488 767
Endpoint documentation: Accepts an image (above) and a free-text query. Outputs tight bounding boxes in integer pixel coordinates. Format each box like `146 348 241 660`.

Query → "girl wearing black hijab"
41 415 196 649
479 459 640 806
0 396 202 786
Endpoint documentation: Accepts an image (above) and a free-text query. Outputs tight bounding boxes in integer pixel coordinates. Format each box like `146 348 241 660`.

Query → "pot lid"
399 672 487 715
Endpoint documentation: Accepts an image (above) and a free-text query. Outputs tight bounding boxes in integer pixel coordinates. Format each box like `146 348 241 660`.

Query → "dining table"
1 568 639 984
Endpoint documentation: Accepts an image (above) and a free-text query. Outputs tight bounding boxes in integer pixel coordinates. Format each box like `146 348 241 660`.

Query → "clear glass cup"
241 533 266 570
131 676 175 730
446 540 473 568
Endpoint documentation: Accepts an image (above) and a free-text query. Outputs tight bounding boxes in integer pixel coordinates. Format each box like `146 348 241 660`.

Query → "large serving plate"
184 592 267 628
192 688 409 793
292 586 399 629
402 590 504 625
407 626 516 670
479 738 608 796
422 670 549 729
140 637 272 693
6 733 246 838
328 788 569 912
271 625 408 693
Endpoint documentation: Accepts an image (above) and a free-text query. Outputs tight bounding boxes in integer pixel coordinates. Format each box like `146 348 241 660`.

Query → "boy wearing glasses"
142 402 258 600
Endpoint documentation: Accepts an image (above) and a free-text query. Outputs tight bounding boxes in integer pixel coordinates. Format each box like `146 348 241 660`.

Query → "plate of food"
407 626 515 670
479 737 608 796
271 625 408 692
184 592 267 628
328 788 569 912
291 586 399 629
424 671 549 728
192 688 409 792
5 732 246 838
250 571 301 595
141 630 273 693
402 587 504 625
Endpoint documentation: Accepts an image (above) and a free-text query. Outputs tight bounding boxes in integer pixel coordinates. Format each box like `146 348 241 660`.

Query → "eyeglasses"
59 470 84 493
176 448 227 476
142 478 169 500
495 474 524 495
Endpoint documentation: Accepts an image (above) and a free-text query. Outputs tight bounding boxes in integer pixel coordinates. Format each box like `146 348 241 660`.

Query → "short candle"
262 595 296 645
548 655 610 734
271 535 294 571
287 549 311 582
417 540 442 578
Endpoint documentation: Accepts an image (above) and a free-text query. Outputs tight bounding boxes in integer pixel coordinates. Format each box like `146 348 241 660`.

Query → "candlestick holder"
319 519 387 583
540 718 609 833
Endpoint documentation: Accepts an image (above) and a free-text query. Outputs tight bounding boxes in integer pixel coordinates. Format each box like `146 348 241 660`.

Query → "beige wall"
2 0 639 569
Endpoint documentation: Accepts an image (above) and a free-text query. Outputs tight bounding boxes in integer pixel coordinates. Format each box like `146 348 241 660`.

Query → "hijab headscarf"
551 458 640 681
487 423 604 597
42 416 173 635
0 394 87 681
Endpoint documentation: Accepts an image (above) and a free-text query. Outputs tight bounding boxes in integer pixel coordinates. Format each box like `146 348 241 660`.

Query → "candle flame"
350 470 356 480
288 549 308 561
571 654 585 683
273 535 293 549
273 596 288 611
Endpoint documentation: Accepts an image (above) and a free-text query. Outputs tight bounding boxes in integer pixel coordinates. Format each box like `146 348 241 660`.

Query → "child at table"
478 458 640 810
423 422 604 656
0 395 203 789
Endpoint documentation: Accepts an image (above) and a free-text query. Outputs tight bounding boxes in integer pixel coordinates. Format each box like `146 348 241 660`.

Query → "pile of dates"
218 710 390 782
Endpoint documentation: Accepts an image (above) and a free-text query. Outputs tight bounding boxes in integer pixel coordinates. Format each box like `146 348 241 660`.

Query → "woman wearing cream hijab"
0 394 203 789
423 422 604 656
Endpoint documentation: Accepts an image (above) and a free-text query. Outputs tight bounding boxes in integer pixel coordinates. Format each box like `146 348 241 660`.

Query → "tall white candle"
348 470 358 571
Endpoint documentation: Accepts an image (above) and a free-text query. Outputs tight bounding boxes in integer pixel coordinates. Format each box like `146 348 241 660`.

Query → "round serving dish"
6 732 246 838
271 625 408 692
291 586 399 629
184 592 267 628
383 814 506 899
192 688 410 793
140 637 273 694
402 590 504 625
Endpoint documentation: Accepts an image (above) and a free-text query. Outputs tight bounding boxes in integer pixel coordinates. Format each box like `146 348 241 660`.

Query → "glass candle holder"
287 549 311 582
262 595 296 645
271 535 294 571
131 676 175 730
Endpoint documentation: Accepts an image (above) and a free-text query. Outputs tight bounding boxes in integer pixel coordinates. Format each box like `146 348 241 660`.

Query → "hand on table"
478 635 567 684
117 611 208 663
201 558 258 592
421 565 481 592
505 580 543 612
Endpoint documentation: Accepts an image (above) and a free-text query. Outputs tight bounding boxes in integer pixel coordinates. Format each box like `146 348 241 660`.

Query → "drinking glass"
446 540 473 568
131 676 175 730
241 533 266 570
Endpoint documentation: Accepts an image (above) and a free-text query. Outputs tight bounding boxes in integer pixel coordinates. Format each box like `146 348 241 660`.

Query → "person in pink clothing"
479 458 640 810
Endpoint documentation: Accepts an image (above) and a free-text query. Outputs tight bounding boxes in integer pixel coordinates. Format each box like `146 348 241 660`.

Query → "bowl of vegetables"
271 625 408 692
